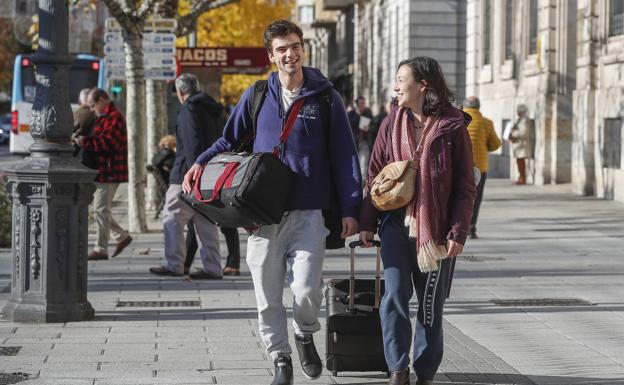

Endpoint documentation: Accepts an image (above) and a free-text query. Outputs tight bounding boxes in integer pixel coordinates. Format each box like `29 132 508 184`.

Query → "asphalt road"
0 142 24 171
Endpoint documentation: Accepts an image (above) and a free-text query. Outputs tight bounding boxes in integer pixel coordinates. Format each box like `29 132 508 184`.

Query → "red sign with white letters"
176 47 270 74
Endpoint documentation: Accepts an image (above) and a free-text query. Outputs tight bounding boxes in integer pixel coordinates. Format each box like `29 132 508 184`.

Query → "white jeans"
93 183 129 254
162 184 221 275
246 210 329 360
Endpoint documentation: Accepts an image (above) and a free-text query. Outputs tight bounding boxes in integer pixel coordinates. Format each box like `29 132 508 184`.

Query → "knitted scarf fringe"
406 214 448 272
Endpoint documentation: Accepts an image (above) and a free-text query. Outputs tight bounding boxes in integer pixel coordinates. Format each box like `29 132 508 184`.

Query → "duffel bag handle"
193 162 239 203
348 240 382 312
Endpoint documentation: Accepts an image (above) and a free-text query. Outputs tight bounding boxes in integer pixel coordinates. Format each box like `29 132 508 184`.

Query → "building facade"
467 0 624 202
353 0 466 114
298 0 466 114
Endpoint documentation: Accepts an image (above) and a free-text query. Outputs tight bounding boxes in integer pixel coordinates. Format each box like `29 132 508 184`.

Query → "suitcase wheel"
332 370 337 377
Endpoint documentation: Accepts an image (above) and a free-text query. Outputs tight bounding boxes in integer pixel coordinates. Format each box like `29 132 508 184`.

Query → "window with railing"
529 0 538 54
609 0 624 36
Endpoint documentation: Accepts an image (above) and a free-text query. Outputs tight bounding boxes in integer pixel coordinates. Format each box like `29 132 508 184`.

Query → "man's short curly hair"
263 19 304 53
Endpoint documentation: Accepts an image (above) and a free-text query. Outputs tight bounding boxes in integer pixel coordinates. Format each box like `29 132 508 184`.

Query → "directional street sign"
104 18 177 80
107 68 176 80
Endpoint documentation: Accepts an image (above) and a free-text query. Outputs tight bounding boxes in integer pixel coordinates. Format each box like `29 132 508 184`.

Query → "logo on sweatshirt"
299 104 319 120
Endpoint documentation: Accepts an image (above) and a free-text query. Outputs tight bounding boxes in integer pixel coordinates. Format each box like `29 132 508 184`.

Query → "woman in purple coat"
359 57 476 385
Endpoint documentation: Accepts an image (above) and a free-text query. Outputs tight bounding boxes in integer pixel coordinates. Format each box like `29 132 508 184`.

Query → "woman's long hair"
398 57 455 116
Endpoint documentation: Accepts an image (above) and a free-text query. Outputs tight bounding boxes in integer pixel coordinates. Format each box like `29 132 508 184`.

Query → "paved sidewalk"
0 179 624 384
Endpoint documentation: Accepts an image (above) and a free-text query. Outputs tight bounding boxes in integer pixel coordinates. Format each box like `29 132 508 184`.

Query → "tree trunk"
124 33 148 232
146 79 168 210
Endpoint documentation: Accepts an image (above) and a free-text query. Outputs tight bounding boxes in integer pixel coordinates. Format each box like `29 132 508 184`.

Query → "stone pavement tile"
5 337 108 344
95 380 209 384
6 345 53 355
210 360 271 370
101 352 158 361
40 368 155 379
40 362 98 372
51 344 105 355
100 361 212 371
22 379 94 385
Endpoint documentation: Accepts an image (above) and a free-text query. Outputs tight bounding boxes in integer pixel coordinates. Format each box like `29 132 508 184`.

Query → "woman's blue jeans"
378 209 452 380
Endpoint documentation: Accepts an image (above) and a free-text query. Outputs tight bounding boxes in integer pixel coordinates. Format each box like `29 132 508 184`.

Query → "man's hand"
182 163 202 193
446 240 463 257
359 231 375 247
341 217 358 238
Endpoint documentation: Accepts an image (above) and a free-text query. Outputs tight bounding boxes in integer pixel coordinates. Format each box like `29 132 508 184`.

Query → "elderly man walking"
149 73 225 279
81 88 133 260
463 96 501 239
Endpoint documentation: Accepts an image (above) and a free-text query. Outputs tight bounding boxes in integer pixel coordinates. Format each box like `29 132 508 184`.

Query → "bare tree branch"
138 0 161 20
175 0 239 37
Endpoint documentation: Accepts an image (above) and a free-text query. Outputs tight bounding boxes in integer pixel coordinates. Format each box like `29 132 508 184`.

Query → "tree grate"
461 255 505 262
117 300 201 308
0 372 31 384
0 347 21 356
491 298 593 307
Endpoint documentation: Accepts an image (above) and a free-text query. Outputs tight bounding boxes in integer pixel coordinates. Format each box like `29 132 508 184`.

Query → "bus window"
10 54 102 154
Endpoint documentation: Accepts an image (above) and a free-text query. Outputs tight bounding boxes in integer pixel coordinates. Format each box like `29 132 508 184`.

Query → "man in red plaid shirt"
79 88 133 260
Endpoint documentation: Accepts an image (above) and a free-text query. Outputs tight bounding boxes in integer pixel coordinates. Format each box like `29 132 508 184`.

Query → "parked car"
0 113 10 144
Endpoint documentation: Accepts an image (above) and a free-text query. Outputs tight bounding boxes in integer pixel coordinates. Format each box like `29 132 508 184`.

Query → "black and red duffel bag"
180 98 306 228
180 152 293 228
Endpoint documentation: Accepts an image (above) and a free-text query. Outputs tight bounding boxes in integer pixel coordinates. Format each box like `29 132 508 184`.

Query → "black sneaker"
294 334 322 379
271 355 293 385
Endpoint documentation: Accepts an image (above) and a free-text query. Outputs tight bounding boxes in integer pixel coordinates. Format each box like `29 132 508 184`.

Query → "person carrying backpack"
182 19 361 385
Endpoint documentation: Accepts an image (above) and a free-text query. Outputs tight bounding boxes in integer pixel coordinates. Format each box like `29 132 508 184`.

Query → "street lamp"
2 0 96 322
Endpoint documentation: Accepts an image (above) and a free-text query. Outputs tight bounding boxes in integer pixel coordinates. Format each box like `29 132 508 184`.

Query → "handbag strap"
272 98 305 157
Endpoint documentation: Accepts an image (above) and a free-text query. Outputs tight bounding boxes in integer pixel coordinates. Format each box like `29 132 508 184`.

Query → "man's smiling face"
268 33 304 77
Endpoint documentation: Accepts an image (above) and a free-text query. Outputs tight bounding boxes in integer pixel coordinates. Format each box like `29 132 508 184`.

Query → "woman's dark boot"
388 368 410 385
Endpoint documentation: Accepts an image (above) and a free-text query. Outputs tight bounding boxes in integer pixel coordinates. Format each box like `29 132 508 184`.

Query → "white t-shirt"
281 85 301 112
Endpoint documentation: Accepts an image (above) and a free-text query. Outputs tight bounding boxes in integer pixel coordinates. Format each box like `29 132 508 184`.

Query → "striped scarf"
390 107 447 272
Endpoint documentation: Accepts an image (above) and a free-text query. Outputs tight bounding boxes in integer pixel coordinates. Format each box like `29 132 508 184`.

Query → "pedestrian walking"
348 96 374 180
509 104 533 185
149 73 225 279
463 96 501 239
182 20 361 385
184 226 241 276
72 88 96 167
359 57 476 385
80 88 133 261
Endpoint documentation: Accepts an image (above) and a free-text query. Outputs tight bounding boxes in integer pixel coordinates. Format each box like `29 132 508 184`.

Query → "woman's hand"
359 231 375 247
182 163 202 193
446 240 463 257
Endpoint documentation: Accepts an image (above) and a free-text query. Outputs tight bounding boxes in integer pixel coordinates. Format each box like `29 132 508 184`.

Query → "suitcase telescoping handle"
348 240 382 312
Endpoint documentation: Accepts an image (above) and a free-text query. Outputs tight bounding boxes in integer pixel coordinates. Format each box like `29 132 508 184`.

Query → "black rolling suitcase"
326 240 388 376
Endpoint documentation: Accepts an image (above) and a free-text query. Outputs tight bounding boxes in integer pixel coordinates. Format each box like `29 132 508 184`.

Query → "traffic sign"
104 32 176 46
107 67 176 80
105 18 176 32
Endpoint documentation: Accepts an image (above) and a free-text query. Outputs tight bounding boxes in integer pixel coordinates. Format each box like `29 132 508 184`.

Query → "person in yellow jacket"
463 96 501 239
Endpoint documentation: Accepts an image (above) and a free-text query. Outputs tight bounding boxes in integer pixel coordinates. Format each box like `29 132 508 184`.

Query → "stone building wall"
573 0 624 200
351 0 466 114
466 0 577 183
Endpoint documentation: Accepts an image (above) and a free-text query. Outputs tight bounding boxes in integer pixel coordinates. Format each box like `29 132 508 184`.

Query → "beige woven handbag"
370 160 417 211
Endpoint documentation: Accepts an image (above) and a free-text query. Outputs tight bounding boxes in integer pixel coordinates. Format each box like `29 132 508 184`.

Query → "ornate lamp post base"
3 154 95 323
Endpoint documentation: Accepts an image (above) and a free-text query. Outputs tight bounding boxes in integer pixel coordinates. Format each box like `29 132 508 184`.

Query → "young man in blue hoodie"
182 20 361 385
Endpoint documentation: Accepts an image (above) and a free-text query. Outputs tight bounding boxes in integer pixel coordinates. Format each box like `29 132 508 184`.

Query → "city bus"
10 53 103 154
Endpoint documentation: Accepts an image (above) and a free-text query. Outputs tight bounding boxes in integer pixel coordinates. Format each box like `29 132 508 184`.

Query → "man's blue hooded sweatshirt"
195 67 362 219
